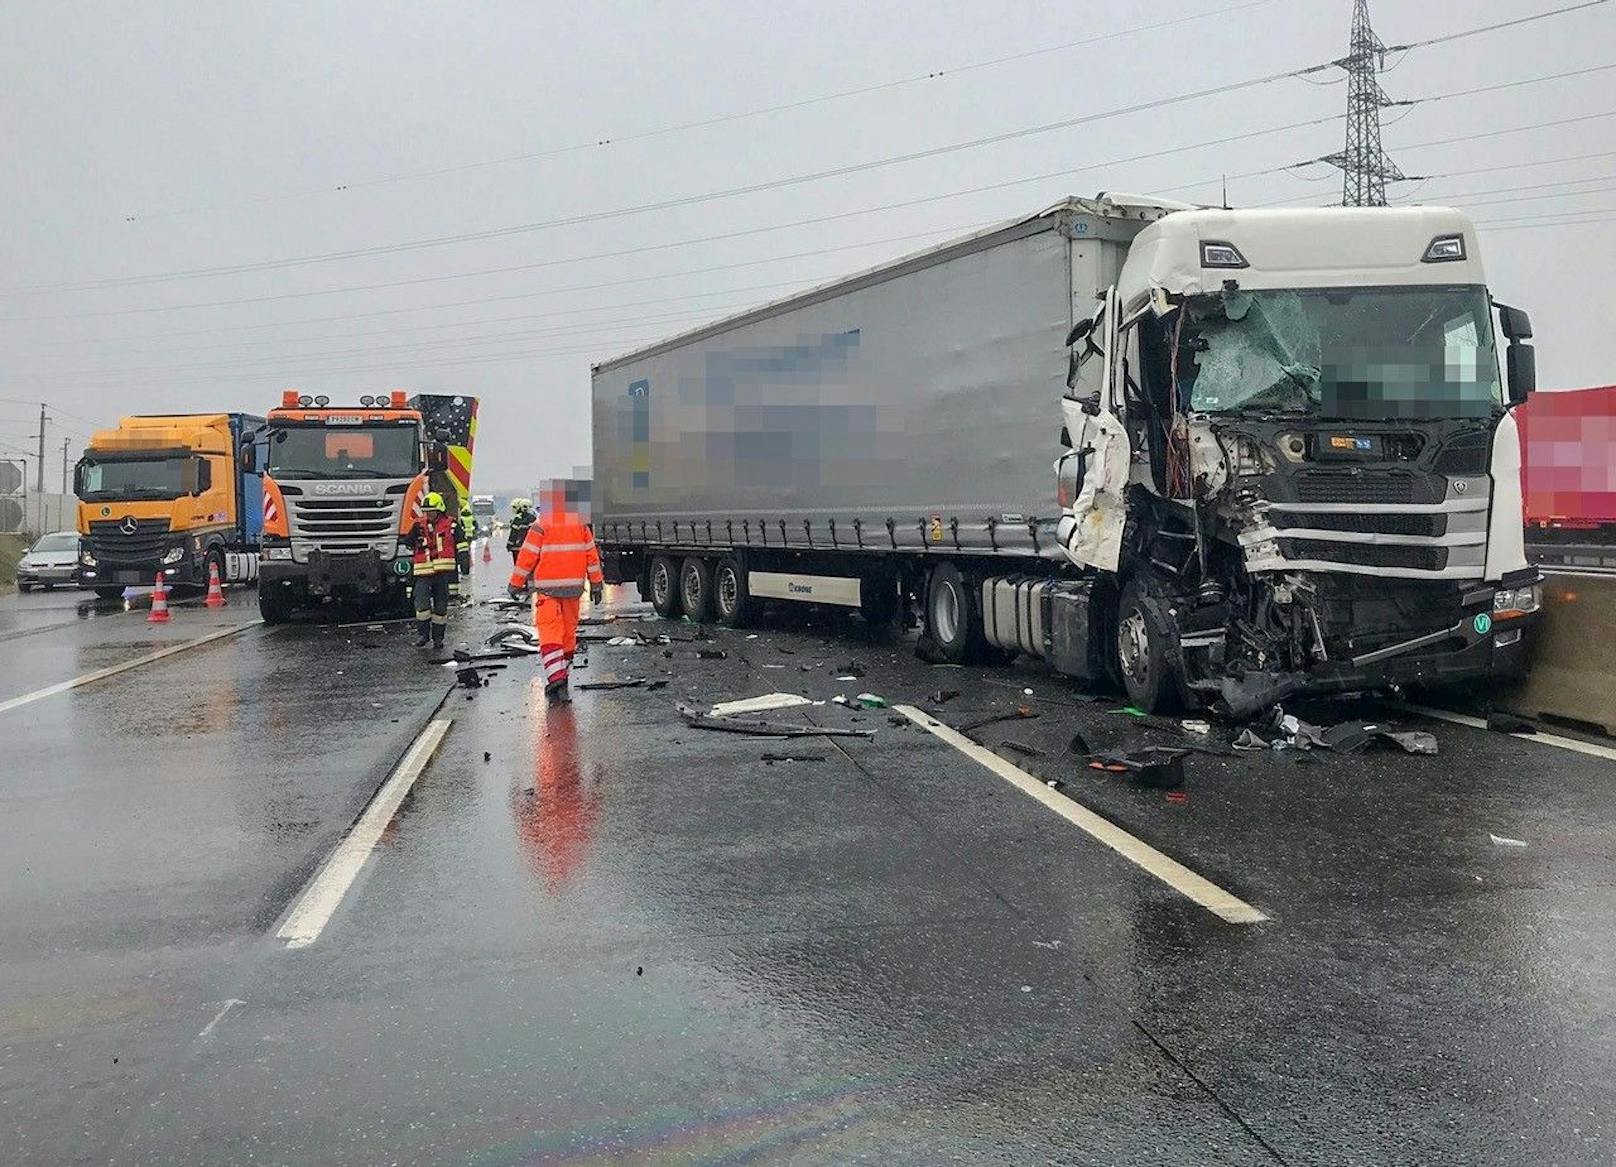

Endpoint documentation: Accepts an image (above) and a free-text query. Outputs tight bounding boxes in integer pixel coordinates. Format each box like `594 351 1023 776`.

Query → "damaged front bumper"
1215 607 1537 717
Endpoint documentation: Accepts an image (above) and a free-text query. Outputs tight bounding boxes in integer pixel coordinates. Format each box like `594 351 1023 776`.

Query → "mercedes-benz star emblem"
119 515 139 535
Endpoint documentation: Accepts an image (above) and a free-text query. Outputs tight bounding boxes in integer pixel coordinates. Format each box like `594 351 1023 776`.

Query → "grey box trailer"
591 197 1157 620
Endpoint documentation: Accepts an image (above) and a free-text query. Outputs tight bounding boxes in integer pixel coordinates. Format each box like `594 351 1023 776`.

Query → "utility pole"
60 437 71 530
35 403 49 493
1322 0 1406 207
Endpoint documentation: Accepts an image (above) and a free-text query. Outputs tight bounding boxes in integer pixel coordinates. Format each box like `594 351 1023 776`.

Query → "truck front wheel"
925 563 983 664
258 582 296 625
649 556 682 619
1115 581 1183 713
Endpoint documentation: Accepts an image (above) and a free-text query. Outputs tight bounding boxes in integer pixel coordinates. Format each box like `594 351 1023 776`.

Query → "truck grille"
288 497 401 555
1270 512 1447 537
1295 475 1416 504
87 518 170 562
1279 538 1449 572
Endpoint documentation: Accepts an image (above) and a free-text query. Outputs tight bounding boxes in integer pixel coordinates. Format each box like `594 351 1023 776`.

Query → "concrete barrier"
1500 574 1616 736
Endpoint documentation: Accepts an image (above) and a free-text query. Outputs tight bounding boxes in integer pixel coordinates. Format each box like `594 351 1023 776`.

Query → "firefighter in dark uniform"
506 497 535 564
407 491 457 649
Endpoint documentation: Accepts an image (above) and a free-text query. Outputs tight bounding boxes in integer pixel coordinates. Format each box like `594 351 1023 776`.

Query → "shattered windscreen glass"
1185 285 1502 419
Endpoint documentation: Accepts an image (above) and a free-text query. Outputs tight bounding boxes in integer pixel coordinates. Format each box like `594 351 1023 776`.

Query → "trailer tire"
679 557 714 623
926 563 983 664
712 556 751 628
649 555 682 619
1115 580 1183 713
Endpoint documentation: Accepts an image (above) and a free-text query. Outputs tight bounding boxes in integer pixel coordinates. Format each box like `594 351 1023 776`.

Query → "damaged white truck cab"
1054 203 1541 713
591 194 1540 715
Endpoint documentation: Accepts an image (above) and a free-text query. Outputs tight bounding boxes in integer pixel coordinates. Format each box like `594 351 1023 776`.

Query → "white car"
17 531 81 592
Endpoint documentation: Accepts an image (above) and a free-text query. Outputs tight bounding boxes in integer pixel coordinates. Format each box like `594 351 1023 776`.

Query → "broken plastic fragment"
855 693 888 709
709 693 814 718
1489 833 1528 848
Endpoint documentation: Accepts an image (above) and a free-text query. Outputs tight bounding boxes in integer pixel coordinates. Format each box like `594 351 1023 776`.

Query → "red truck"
1517 385 1616 567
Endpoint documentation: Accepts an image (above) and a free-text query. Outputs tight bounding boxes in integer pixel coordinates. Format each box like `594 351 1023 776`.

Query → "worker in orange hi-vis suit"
508 488 603 703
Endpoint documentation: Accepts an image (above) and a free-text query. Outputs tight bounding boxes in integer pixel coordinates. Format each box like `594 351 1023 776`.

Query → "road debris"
855 693 888 708
1486 711 1538 734
929 688 961 704
709 693 814 717
761 752 828 764
676 703 874 739
997 739 1044 758
958 707 1039 734
1086 746 1189 789
1489 833 1529 848
576 677 668 691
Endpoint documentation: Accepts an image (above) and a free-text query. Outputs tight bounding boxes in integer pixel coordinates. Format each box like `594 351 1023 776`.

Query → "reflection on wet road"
2 572 1614 1164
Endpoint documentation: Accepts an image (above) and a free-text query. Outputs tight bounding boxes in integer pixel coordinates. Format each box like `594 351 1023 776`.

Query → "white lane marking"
0 620 261 717
274 718 452 950
196 998 243 1039
1406 705 1616 763
895 705 1268 925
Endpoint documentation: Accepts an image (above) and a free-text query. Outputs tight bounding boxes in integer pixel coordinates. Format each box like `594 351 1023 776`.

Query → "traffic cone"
204 560 226 608
481 537 492 563
148 572 171 623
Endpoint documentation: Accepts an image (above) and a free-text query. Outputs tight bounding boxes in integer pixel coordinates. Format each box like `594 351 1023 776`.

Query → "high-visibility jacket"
408 514 459 576
509 513 603 598
457 508 474 552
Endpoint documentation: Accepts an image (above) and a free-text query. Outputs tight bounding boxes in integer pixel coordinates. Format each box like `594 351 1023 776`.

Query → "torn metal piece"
675 703 873 739
709 693 814 717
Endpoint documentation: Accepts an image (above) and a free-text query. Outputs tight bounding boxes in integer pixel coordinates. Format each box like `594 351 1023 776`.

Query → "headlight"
162 546 186 564
80 550 96 566
1493 584 1541 618
265 546 292 561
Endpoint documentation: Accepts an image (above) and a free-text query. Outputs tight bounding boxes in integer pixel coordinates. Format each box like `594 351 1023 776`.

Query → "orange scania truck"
249 389 479 623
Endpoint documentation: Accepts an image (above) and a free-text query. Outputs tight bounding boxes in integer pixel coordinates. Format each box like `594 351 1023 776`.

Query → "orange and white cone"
481 537 491 563
148 572 171 623
204 560 226 608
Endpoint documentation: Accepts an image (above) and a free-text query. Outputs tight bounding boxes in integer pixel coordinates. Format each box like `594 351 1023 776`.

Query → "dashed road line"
895 705 1268 925
0 620 261 717
274 718 452 950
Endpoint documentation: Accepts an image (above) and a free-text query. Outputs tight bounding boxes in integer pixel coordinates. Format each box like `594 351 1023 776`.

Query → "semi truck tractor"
251 390 479 623
591 195 1542 713
75 413 266 600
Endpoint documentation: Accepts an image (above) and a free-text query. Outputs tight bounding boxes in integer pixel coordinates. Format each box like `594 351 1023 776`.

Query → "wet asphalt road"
1 565 1613 1165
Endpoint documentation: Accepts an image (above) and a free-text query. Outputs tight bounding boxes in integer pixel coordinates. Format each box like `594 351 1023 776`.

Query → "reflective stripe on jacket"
509 515 603 598
410 515 459 576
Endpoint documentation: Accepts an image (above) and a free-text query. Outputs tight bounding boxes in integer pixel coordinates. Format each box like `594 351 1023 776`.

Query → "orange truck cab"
251 390 479 623
75 412 267 600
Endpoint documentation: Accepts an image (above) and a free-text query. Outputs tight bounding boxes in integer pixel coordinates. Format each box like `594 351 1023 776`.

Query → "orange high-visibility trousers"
534 594 581 684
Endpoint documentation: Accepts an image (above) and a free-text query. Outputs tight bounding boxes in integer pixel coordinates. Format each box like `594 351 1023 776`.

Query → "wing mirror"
239 446 257 473
1506 343 1535 405
1497 303 1533 341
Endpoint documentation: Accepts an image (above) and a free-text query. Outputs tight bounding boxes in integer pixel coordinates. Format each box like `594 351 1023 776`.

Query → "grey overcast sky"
2 0 1612 491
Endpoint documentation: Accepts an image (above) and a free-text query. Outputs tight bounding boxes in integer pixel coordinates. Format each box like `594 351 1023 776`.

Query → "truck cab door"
1056 288 1130 572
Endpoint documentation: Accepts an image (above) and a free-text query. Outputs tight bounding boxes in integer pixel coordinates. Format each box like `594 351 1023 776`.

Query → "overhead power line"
4 61 1349 298
115 0 1274 224
10 2 1601 298
7 113 1341 323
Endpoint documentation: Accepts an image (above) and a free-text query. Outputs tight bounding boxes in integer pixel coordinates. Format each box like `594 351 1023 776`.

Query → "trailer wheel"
649 555 682 619
1115 580 1183 713
925 562 983 663
712 556 751 628
679 557 714 623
